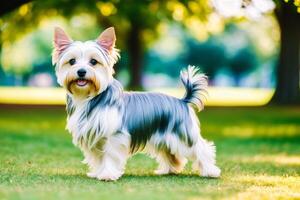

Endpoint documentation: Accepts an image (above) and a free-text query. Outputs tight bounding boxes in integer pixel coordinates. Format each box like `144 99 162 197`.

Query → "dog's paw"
201 165 221 178
155 169 169 175
95 170 122 181
82 158 88 164
87 172 97 178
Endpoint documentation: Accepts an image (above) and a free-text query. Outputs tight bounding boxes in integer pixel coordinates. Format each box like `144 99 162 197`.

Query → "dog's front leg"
94 133 130 181
80 144 104 178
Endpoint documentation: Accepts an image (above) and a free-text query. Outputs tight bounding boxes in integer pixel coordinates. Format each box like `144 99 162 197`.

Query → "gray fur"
66 66 207 153
122 91 194 153
181 66 208 111
66 95 75 116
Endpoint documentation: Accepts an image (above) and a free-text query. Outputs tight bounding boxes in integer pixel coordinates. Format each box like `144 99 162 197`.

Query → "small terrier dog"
53 27 221 181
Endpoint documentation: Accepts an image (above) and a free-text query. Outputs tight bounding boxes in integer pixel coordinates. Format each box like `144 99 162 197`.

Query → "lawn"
0 106 299 200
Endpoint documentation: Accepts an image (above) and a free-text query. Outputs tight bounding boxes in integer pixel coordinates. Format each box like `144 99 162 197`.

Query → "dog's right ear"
52 27 72 65
96 27 116 53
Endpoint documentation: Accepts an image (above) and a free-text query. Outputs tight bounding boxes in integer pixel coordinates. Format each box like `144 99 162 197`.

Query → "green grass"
0 106 300 200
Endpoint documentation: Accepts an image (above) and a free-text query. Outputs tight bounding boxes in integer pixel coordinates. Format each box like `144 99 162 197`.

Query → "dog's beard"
65 74 100 99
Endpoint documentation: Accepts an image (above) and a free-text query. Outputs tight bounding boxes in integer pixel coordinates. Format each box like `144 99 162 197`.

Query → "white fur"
55 33 221 181
55 41 117 94
67 101 129 181
66 101 121 147
81 133 130 181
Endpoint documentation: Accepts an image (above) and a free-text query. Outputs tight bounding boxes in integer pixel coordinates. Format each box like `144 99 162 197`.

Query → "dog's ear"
52 27 72 64
96 27 116 53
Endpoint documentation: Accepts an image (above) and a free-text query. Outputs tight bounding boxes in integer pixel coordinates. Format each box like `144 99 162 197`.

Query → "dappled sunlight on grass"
156 87 274 106
222 125 300 138
233 154 300 166
226 175 300 200
0 86 274 106
0 87 66 105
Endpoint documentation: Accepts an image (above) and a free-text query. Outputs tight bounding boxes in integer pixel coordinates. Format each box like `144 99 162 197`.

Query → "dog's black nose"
77 69 86 77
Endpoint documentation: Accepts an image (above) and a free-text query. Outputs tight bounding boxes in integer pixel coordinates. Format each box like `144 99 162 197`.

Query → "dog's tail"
180 65 208 111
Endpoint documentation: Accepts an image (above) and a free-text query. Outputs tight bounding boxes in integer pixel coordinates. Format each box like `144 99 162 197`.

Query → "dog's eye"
90 59 98 66
69 58 76 65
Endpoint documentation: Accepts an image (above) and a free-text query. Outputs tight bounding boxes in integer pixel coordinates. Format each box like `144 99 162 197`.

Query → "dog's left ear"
96 27 116 53
52 27 73 65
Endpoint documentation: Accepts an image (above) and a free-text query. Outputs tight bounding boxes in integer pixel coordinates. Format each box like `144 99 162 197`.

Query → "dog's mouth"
66 77 99 96
75 79 88 87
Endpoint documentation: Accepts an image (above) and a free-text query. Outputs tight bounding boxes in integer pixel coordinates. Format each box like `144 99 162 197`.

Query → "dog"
53 27 221 181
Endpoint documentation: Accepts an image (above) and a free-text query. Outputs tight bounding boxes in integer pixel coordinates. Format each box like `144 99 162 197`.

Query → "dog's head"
53 27 119 99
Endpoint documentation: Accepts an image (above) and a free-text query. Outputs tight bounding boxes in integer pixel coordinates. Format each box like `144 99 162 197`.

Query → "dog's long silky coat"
53 27 221 181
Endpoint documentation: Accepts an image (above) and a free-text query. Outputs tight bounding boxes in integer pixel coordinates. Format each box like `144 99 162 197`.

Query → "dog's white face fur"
53 27 119 101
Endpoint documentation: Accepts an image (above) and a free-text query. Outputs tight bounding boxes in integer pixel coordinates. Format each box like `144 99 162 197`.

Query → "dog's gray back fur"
67 66 207 153
122 90 194 152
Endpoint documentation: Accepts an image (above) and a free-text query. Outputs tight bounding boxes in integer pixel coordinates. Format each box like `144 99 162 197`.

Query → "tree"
81 1 212 89
229 47 257 85
0 0 212 89
185 38 227 80
0 0 299 103
212 0 300 104
270 1 300 104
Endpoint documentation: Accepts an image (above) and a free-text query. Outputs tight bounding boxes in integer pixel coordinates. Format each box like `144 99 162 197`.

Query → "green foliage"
0 0 283 87
3 28 51 74
185 38 227 78
229 47 257 76
0 0 216 82
1 0 213 45
276 0 300 12
144 22 271 84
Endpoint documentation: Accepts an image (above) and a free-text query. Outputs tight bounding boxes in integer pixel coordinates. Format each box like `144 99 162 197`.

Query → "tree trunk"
271 2 300 105
127 25 143 90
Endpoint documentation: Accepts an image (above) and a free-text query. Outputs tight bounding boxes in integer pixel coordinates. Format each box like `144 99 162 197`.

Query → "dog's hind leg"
154 150 187 175
190 138 221 178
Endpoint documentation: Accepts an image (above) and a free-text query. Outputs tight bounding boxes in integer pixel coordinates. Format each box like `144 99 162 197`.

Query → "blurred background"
0 0 299 106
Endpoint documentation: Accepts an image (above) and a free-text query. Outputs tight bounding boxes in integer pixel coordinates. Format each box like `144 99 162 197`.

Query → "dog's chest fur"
66 98 121 148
